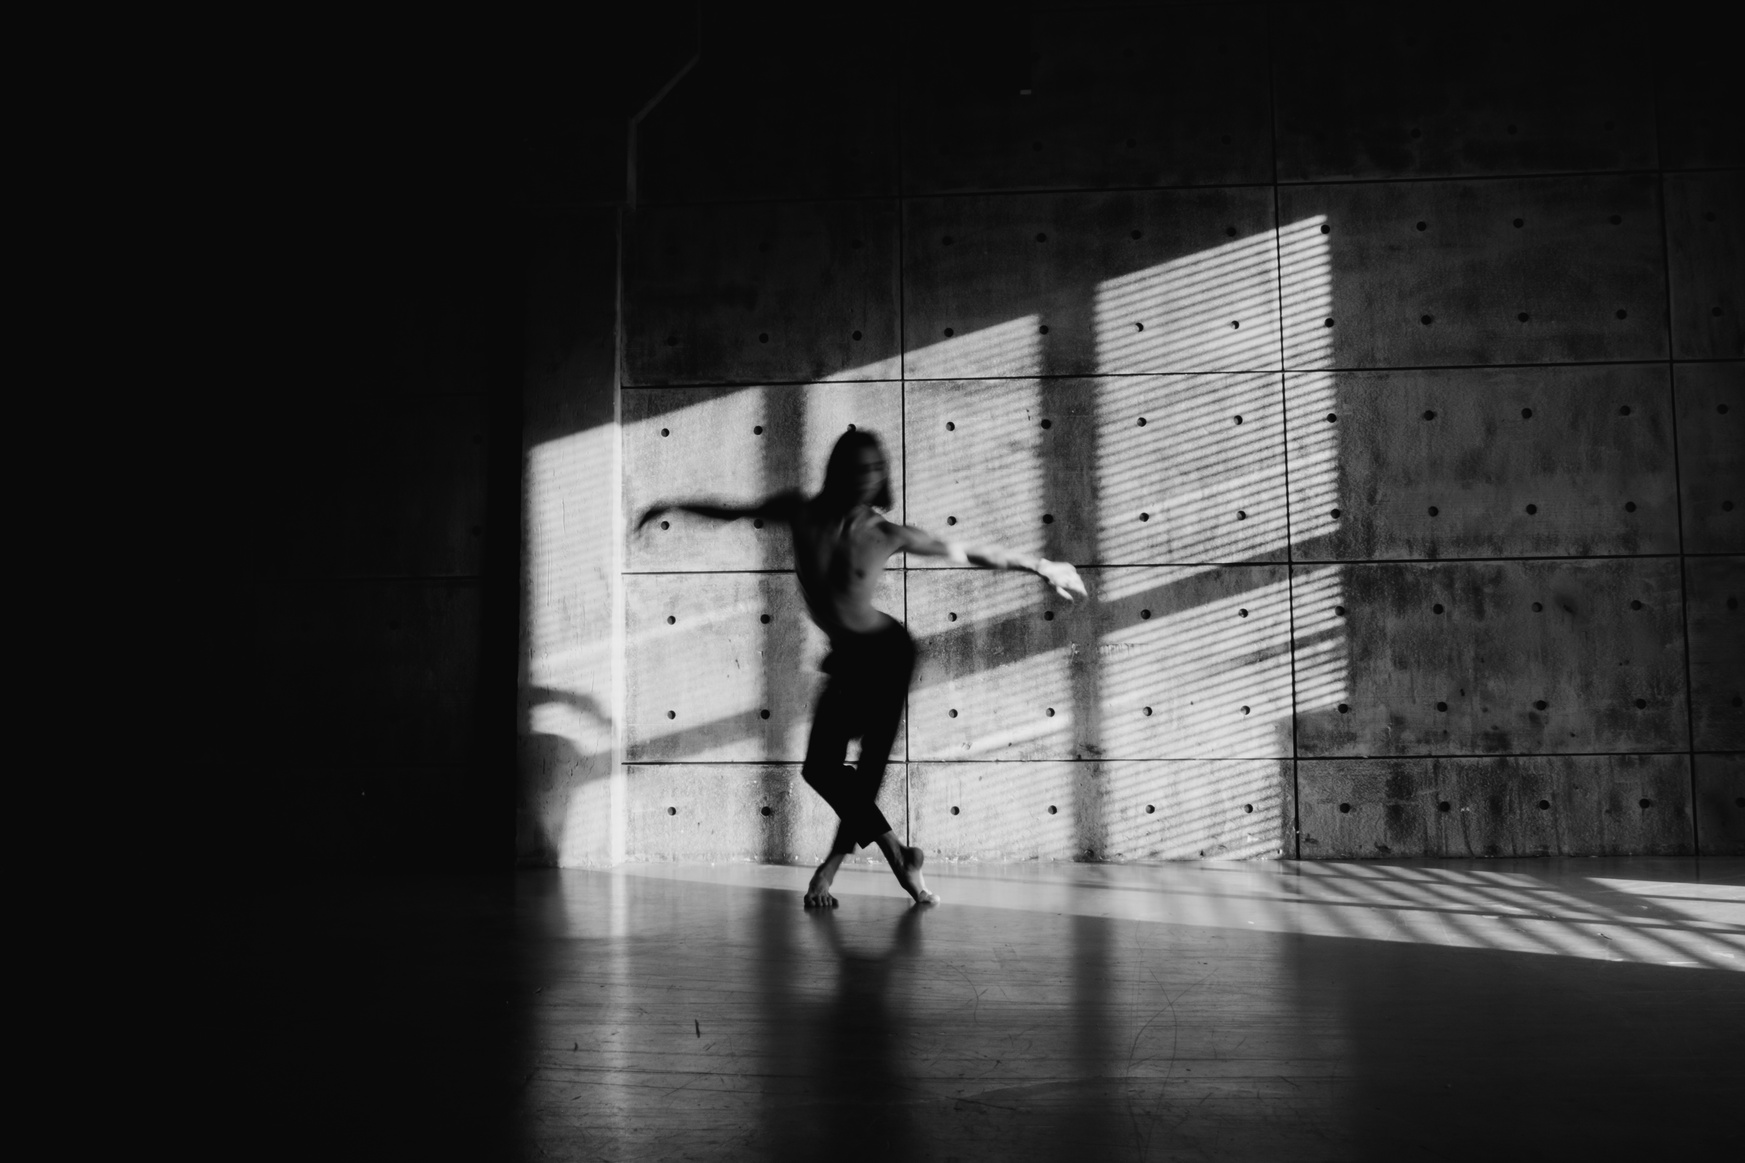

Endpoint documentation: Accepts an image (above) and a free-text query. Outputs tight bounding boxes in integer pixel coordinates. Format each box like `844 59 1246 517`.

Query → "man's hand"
1038 559 1088 602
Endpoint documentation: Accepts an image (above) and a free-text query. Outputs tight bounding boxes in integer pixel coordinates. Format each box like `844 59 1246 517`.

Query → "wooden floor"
259 858 1745 1161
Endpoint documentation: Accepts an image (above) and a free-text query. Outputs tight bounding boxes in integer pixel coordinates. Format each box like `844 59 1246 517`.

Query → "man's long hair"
819 428 892 512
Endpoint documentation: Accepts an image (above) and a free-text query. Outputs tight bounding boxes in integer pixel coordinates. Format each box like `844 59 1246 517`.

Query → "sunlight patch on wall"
902 313 1043 380
1093 231 1282 372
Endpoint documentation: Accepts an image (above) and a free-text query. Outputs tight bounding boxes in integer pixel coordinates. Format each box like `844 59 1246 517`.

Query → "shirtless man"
638 429 1087 908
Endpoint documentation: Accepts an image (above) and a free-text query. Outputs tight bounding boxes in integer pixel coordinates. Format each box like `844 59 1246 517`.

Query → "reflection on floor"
261 859 1744 1161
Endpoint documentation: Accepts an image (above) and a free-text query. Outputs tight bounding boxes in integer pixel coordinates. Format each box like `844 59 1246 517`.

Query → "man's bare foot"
804 866 839 909
897 845 939 905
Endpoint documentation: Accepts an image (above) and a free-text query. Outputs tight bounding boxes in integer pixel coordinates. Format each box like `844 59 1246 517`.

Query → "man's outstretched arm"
636 490 802 532
889 522 1087 601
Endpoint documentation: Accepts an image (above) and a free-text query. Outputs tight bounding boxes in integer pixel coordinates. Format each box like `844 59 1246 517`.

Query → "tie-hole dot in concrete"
1624 502 1636 512
1437 701 1448 711
1043 610 1054 620
1532 601 1544 612
1416 221 1428 232
1610 215 1622 225
1142 706 1153 716
945 421 955 431
1241 705 1250 715
1233 414 1243 424
1244 804 1254 813
943 328 954 337
1433 604 1445 614
1230 320 1240 329
666 615 676 625
1639 798 1653 809
760 614 771 623
1130 229 1143 240
1424 409 1437 420
1039 325 1050 335
852 330 862 340
1514 218 1525 228
1035 232 1047 242
659 520 670 530
1139 512 1150 521
947 612 957 622
1137 416 1147 426
758 333 769 344
665 335 679 346
1538 800 1551 810
948 709 957 718
946 516 956 525
1047 805 1058 814
941 235 953 246
754 518 765 528
760 806 771 816
1523 408 1534 418
1238 607 1249 618
1714 306 1726 317
667 710 675 719
1620 405 1632 415
1321 223 1332 233
1535 700 1549 710
1236 510 1247 520
1526 504 1538 514
1725 501 1736 511
660 428 670 437
1335 605 1346 615
1616 309 1629 319
1338 703 1349 714
1225 225 1237 237
1519 312 1531 322
1145 804 1155 814
1410 128 1422 139
1330 508 1342 519
1140 609 1151 620
1326 412 1338 423
1421 314 1434 325
1324 317 1335 327
950 806 959 815
1339 802 1352 813
667 807 676 816
1438 801 1451 812
1040 418 1051 428
1634 699 1647 709
1042 513 1054 524
1045 708 1055 717
1630 600 1642 610
753 425 763 435
1428 506 1439 516
760 709 770 719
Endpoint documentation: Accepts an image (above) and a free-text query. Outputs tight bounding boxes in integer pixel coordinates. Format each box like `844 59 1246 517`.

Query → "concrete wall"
523 3 1743 865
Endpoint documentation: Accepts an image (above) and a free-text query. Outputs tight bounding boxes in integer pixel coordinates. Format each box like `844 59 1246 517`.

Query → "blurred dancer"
639 429 1086 906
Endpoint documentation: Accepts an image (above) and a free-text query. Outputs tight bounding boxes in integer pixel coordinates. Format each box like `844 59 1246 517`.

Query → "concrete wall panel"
1295 560 1688 757
625 570 905 763
903 189 1280 378
1665 172 1744 360
1685 556 1744 752
1273 5 1654 181
906 374 1288 567
908 566 1294 761
1694 754 1745 857
623 200 899 385
902 5 1272 194
911 759 1292 862
1280 176 1667 367
261 579 482 767
624 764 902 865
1288 365 1678 560
624 382 903 572
1297 755 1693 858
1674 362 1743 553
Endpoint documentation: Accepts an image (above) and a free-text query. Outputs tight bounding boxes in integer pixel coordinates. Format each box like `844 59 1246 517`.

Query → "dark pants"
801 620 916 855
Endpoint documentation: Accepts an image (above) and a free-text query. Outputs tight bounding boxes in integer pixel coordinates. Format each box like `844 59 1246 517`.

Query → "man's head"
822 428 892 511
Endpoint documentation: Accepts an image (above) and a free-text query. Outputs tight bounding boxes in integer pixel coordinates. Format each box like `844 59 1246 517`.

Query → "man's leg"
854 632 936 904
801 680 856 908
